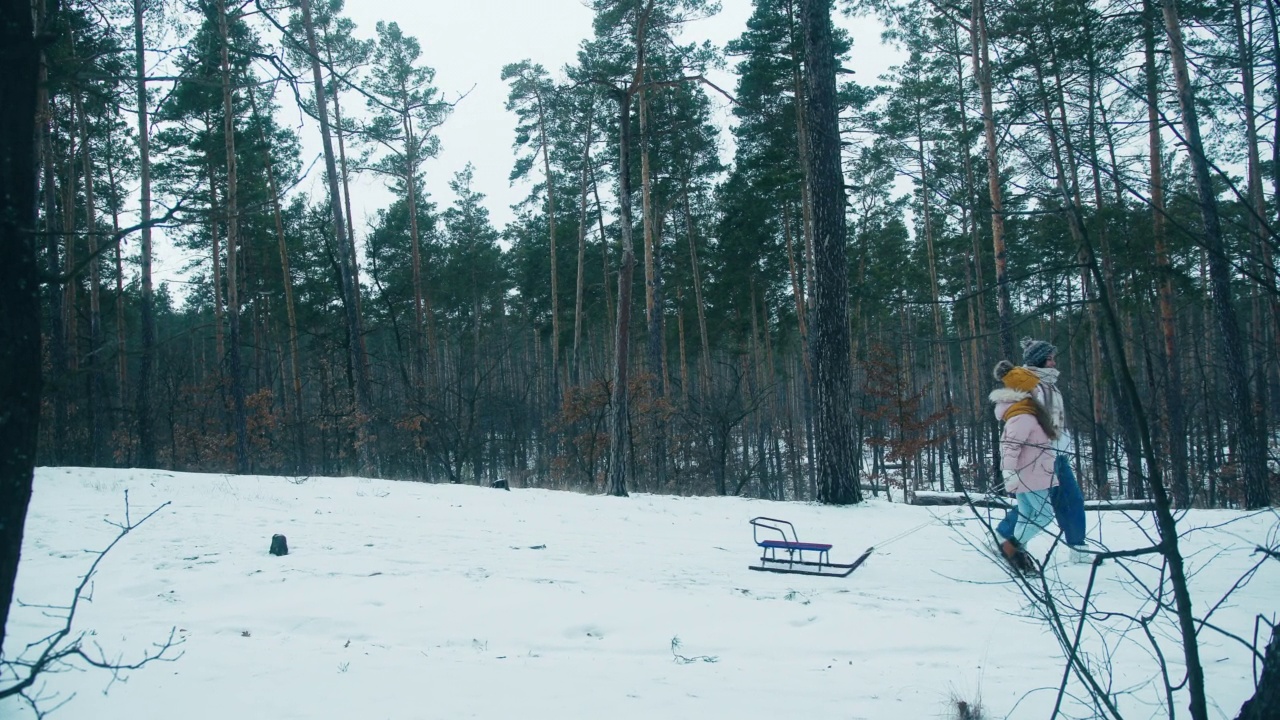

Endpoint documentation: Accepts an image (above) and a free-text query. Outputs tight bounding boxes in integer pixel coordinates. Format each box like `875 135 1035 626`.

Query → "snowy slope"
3 467 1276 719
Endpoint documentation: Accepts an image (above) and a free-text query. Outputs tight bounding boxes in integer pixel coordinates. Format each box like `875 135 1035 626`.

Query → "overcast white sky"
154 0 900 292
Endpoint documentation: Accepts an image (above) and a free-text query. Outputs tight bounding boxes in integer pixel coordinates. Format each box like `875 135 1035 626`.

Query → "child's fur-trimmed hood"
989 387 1030 404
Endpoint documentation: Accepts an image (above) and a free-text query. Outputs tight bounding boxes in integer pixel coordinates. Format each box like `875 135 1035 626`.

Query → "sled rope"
872 517 937 548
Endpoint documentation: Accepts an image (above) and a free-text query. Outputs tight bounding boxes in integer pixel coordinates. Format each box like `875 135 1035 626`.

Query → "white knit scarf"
1029 366 1059 387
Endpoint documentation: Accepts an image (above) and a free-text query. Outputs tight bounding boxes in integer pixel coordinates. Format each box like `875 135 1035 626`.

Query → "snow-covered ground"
3 467 1277 719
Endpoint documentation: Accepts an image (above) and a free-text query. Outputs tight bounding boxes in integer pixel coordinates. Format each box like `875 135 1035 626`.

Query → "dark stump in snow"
1237 623 1280 720
269 534 289 556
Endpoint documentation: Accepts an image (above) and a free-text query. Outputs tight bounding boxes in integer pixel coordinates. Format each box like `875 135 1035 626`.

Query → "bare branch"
37 194 192 286
1 496 181 709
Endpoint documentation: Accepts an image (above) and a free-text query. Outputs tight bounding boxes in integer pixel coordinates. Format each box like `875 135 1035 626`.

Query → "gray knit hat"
1020 337 1057 367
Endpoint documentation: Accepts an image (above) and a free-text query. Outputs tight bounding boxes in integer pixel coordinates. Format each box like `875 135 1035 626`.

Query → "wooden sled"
748 517 874 578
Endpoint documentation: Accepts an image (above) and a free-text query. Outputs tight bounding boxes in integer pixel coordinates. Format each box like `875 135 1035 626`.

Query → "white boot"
1068 545 1092 564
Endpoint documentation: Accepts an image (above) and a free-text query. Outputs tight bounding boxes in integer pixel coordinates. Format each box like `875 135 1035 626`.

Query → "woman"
990 360 1059 574
1021 338 1064 431
1022 338 1088 561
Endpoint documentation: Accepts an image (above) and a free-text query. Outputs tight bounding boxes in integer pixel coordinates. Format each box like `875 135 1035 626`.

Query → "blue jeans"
1006 490 1054 545
996 454 1086 546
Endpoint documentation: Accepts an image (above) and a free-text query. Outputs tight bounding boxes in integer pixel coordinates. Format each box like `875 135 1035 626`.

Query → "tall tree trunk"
403 110 427 389
572 103 595 385
134 0 157 467
972 0 1014 359
298 0 377 476
639 85 661 385
205 148 226 364
75 91 106 465
105 133 128 415
327 74 371 380
250 87 305 472
802 0 860 505
684 183 712 396
949 24 989 491
783 203 808 376
591 156 615 344
0 0 42 653
914 125 963 493
41 31 67 466
218 0 249 474
607 90 636 498
61 137 78 402
605 0 658 498
789 0 819 498
787 0 815 289
320 27 362 311
1231 0 1276 461
1266 0 1280 421
535 85 561 391
638 80 668 491
1162 0 1269 510
1145 0 1189 505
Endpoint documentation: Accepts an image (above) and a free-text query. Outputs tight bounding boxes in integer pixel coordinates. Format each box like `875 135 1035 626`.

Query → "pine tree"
801 0 861 505
579 0 721 496
296 0 378 475
363 20 450 389
504 60 565 390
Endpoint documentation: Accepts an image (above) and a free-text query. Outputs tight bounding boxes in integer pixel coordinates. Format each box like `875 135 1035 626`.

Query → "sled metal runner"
748 517 875 578
750 545 875 577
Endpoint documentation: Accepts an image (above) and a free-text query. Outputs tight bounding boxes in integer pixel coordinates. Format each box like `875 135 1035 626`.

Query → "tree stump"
1237 623 1280 719
269 534 288 556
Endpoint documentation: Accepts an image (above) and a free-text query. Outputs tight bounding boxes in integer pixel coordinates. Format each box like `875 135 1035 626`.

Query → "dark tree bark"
572 100 594 385
218 0 250 474
638 83 669 491
249 87 305 471
912 99 963 493
75 91 107 466
0 0 42 654
801 0 860 505
40 4 66 466
972 0 1014 360
604 0 658 498
134 0 157 467
298 0 377 476
1144 0 1189 506
1161 0 1269 510
607 89 636 498
532 80 561 392
1236 622 1280 720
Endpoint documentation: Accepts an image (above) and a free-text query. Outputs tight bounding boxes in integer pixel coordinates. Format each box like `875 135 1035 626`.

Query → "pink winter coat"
990 388 1057 494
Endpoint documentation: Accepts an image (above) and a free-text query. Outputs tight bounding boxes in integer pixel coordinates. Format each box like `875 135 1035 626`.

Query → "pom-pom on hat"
993 361 1039 393
1020 337 1057 368
992 360 1015 382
